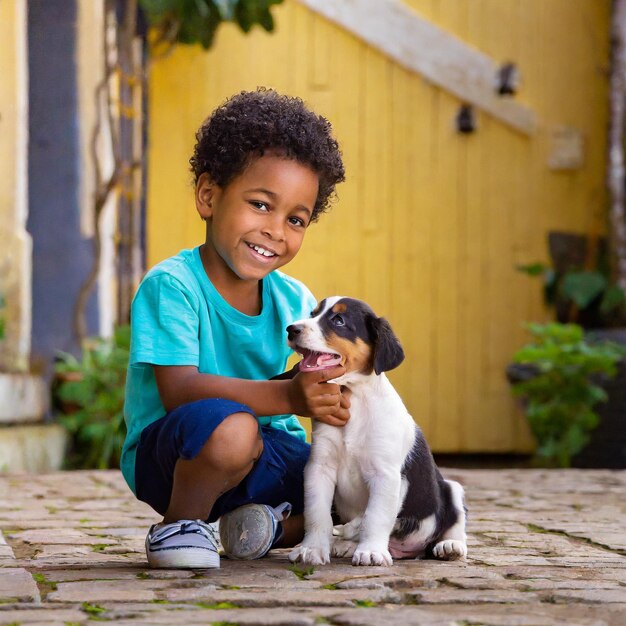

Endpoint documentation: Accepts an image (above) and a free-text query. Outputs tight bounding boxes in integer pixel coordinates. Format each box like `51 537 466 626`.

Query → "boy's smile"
196 154 319 309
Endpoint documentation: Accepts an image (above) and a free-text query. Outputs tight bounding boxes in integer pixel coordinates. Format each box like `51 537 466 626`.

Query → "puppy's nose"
287 324 303 341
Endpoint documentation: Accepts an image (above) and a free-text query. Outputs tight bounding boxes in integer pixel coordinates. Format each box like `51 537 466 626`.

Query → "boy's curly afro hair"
189 88 345 222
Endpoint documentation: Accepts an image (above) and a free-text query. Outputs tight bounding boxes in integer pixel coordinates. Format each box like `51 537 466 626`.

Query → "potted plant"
518 231 626 330
508 323 625 468
508 4 626 468
53 325 130 469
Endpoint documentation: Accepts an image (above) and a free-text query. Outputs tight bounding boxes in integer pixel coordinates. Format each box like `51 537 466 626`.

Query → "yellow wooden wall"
0 0 30 372
146 0 611 452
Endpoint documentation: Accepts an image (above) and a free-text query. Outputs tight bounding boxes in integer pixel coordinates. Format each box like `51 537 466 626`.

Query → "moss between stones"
526 523 626 556
31 571 57 596
437 577 465 589
195 602 241 610
91 544 109 552
81 601 107 619
287 564 315 580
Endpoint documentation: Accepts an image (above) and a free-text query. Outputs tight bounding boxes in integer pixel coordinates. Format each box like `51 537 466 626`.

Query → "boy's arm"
153 364 350 426
269 363 299 381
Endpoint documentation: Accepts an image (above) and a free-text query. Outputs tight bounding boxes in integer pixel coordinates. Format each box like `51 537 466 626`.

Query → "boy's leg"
138 403 308 566
163 411 262 523
217 427 309 559
143 409 262 569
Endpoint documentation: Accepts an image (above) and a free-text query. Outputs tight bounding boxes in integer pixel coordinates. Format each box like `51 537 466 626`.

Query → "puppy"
288 297 467 566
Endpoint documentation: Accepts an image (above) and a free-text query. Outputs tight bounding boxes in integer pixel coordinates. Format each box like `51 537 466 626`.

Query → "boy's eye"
288 216 306 227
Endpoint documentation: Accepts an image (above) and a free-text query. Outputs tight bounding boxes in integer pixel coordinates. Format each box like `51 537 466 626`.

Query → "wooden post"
115 0 143 327
72 0 145 340
608 0 626 292
0 0 31 371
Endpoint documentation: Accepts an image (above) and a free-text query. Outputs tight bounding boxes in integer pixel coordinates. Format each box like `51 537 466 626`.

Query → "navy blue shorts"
134 398 310 522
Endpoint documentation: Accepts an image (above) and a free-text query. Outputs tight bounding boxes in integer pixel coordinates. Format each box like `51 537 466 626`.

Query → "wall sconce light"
456 104 476 134
496 62 519 96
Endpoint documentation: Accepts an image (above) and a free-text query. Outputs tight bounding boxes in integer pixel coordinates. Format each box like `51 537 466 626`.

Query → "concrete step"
0 423 67 472
0 373 48 424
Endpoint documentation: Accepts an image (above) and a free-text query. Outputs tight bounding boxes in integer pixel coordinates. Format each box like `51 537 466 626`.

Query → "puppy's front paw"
331 538 357 558
432 539 467 561
288 545 330 565
352 545 393 567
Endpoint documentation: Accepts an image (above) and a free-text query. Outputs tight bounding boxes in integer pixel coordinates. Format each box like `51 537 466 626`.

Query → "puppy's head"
287 297 405 377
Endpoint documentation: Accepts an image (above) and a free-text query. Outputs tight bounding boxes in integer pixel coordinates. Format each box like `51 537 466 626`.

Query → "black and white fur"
287 297 467 566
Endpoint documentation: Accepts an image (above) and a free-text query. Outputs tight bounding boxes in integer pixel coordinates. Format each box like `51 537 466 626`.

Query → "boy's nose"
262 218 285 241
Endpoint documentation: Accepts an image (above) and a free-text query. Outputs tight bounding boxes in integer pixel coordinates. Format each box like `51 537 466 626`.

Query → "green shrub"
54 326 130 469
511 323 625 467
140 0 284 49
518 262 626 328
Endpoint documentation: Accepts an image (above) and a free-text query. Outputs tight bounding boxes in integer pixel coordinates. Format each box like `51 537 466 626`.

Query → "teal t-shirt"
121 246 317 494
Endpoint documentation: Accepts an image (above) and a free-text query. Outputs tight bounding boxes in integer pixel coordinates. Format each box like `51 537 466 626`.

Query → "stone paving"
0 469 624 625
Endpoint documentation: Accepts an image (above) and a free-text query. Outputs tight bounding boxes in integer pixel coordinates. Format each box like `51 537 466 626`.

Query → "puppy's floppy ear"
368 316 405 374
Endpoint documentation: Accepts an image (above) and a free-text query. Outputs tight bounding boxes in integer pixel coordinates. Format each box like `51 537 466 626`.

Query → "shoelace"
149 520 219 546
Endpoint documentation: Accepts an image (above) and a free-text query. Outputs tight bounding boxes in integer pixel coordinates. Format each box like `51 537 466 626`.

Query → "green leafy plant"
140 0 284 50
54 326 130 469
517 231 626 328
510 323 625 467
518 262 625 327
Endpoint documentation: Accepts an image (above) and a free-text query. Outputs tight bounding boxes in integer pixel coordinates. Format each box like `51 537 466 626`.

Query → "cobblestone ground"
0 469 624 625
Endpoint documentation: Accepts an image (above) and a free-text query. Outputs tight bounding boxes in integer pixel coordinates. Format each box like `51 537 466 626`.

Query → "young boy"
121 88 349 569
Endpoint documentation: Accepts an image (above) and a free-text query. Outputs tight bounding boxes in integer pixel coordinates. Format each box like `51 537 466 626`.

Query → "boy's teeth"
250 243 275 257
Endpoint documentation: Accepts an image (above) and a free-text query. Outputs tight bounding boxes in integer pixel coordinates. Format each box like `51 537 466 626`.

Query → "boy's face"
196 154 319 283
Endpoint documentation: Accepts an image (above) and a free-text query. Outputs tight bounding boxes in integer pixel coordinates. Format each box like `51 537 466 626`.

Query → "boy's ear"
196 173 216 220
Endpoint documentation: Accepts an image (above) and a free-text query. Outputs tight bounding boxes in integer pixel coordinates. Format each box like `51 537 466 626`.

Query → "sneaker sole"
219 504 274 560
147 547 220 569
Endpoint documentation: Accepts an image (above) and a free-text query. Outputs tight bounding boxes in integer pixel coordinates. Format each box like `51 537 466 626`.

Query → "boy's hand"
287 365 351 427
318 386 352 427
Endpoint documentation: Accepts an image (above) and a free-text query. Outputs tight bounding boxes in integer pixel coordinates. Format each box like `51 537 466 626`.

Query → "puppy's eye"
331 314 345 326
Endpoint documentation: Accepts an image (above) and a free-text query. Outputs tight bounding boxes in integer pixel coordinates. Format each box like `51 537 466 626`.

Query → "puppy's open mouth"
295 347 342 372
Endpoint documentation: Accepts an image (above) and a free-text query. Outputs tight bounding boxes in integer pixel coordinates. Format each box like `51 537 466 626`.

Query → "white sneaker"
219 502 292 560
145 519 220 569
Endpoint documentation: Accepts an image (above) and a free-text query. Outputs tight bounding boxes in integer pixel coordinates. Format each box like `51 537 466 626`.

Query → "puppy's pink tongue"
298 351 342 372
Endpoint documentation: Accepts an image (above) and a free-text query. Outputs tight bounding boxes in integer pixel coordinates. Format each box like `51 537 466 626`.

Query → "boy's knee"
199 411 262 470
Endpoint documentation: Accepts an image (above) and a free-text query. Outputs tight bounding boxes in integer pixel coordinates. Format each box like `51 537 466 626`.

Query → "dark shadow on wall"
27 0 98 381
